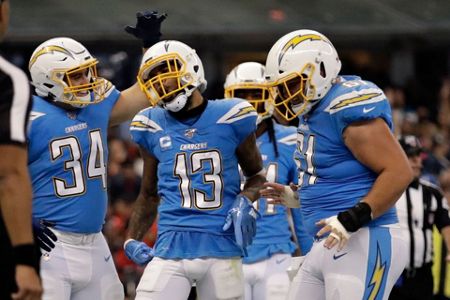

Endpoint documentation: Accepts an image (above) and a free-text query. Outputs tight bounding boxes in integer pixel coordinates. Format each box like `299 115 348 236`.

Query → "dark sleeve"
0 56 32 145
430 186 450 231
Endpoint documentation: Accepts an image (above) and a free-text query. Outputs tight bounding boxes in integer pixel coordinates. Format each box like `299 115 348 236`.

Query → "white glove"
315 216 351 251
287 256 305 281
260 182 300 208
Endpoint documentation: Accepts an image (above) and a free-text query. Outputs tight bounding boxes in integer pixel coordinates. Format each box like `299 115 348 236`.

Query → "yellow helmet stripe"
278 34 323 64
29 46 74 69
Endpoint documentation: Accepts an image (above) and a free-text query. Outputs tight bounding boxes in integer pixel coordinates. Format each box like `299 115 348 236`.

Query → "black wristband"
13 244 38 267
337 202 372 232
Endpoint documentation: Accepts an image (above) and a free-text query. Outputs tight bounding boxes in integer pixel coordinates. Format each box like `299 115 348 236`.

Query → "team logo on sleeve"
29 111 46 121
325 88 385 114
217 102 257 124
130 115 163 132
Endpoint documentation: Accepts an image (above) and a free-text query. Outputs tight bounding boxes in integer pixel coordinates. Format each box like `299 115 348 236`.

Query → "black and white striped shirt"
396 178 450 270
0 55 31 145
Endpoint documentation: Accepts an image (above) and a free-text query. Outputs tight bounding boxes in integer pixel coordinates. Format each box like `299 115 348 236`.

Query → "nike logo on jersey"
276 257 288 264
104 255 111 262
363 107 376 113
333 252 348 260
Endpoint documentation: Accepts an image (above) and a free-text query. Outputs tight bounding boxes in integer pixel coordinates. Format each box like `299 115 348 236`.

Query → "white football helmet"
137 40 207 112
29 37 108 108
224 62 273 125
265 29 341 120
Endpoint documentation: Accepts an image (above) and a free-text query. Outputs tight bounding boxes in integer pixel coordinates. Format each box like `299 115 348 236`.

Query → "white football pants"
136 257 244 300
40 229 124 300
243 253 291 300
288 225 407 300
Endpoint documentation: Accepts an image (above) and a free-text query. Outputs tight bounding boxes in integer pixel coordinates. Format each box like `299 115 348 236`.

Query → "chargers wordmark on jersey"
180 143 208 151
65 122 87 133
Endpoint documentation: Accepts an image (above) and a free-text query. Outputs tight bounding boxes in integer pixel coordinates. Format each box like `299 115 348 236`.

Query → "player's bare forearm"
237 133 266 202
344 118 413 218
127 147 160 240
109 83 150 127
362 167 412 218
127 193 159 241
0 146 34 246
241 174 266 202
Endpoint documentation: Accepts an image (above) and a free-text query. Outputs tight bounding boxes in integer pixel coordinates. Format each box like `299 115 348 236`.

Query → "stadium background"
4 0 450 299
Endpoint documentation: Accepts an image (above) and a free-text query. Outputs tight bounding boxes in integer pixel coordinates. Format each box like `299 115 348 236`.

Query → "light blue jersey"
295 76 397 236
130 99 257 259
244 122 312 263
28 81 120 233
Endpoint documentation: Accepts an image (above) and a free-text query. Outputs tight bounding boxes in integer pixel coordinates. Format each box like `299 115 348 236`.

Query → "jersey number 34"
50 130 106 197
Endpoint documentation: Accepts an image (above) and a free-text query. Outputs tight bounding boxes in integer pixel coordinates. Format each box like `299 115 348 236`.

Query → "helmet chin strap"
291 100 318 117
256 114 271 125
160 87 194 112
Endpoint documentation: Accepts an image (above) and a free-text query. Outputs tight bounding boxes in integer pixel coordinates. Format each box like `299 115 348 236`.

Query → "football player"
27 11 166 300
224 61 313 300
124 40 266 300
260 29 413 299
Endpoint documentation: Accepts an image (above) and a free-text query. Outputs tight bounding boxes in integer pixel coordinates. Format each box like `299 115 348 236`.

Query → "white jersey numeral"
50 130 106 197
296 133 317 187
253 163 277 214
87 130 107 188
175 150 223 209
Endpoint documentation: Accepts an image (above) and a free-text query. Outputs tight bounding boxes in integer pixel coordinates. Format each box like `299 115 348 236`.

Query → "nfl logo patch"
67 112 77 120
184 128 197 138
159 136 172 150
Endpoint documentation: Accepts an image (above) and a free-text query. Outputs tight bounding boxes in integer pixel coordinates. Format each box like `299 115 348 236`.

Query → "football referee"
0 0 42 299
389 135 450 300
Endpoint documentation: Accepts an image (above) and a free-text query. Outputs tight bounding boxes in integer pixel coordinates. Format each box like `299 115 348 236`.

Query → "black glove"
32 219 57 252
125 10 167 48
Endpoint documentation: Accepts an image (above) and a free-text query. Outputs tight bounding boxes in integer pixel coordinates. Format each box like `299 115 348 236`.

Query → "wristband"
124 238 135 249
337 202 372 232
13 244 38 267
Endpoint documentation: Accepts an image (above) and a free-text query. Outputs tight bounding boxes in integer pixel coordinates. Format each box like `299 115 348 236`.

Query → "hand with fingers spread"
32 219 57 253
125 10 167 48
259 182 300 208
223 195 260 255
316 202 372 251
316 216 351 251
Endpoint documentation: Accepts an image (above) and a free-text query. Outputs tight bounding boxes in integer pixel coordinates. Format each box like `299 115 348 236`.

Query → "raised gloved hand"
32 219 57 252
125 10 167 48
223 195 260 255
124 239 154 265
